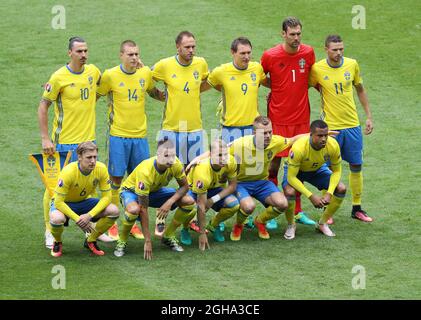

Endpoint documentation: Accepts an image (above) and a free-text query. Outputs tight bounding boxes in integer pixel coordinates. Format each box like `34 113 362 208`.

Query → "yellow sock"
211 204 239 227
88 216 119 242
349 171 363 205
320 194 345 224
181 205 197 229
285 197 295 225
50 223 64 242
164 206 194 238
236 208 249 225
120 211 138 242
43 190 51 231
111 183 121 207
256 206 282 224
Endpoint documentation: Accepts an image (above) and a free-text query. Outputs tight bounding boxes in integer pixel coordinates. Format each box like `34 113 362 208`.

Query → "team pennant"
29 151 72 197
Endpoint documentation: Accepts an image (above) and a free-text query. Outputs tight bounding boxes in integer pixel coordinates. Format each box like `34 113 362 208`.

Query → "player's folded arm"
53 194 80 222
86 188 112 218
287 165 313 198
327 162 342 195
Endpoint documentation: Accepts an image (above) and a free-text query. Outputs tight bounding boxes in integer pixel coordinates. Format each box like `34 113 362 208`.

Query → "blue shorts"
236 180 280 207
332 126 363 165
221 125 253 144
50 198 100 224
120 188 179 210
158 130 204 165
56 141 96 162
189 187 237 212
108 135 150 177
282 163 332 191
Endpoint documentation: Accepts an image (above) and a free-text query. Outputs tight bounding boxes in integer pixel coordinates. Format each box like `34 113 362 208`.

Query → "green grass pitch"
1 0 420 299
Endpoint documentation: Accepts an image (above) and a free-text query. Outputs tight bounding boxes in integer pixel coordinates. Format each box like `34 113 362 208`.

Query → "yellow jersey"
309 57 363 130
286 136 342 197
53 161 111 220
97 65 155 138
121 156 186 196
229 135 291 181
42 64 101 144
208 61 266 127
188 155 238 194
152 56 209 132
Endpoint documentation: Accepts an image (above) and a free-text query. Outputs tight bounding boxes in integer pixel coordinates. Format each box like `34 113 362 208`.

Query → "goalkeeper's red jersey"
261 44 315 125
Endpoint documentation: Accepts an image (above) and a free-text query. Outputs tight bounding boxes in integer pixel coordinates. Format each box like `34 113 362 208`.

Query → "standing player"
309 35 374 222
49 142 120 257
282 120 347 238
185 139 239 248
204 37 268 143
97 40 165 241
113 139 196 259
38 37 103 248
151 31 209 235
261 17 316 229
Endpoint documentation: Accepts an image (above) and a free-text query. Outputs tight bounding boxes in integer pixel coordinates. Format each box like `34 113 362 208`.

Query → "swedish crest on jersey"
267 150 273 159
344 71 351 81
299 58 306 71
139 78 145 88
193 70 199 80
88 76 93 85
93 178 99 187
250 73 256 81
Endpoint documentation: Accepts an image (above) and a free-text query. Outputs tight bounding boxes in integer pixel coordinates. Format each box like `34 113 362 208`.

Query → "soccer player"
204 37 269 143
185 139 239 248
97 40 165 241
151 31 209 164
113 139 196 259
228 116 307 241
309 35 374 222
151 31 209 235
261 17 316 229
38 36 104 248
282 120 347 238
49 142 119 257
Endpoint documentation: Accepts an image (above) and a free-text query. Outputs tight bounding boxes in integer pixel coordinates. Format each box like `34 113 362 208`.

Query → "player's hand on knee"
157 203 171 219
321 193 332 206
309 194 325 209
76 214 92 232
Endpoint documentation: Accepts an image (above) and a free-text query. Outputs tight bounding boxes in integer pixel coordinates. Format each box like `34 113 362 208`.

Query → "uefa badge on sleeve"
196 180 204 189
58 179 64 187
138 181 145 190
44 83 52 93
290 151 294 159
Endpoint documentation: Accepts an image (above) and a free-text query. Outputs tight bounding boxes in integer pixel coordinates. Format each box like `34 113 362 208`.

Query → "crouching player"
49 142 119 257
282 120 346 238
114 138 195 259
228 116 307 241
185 139 239 250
